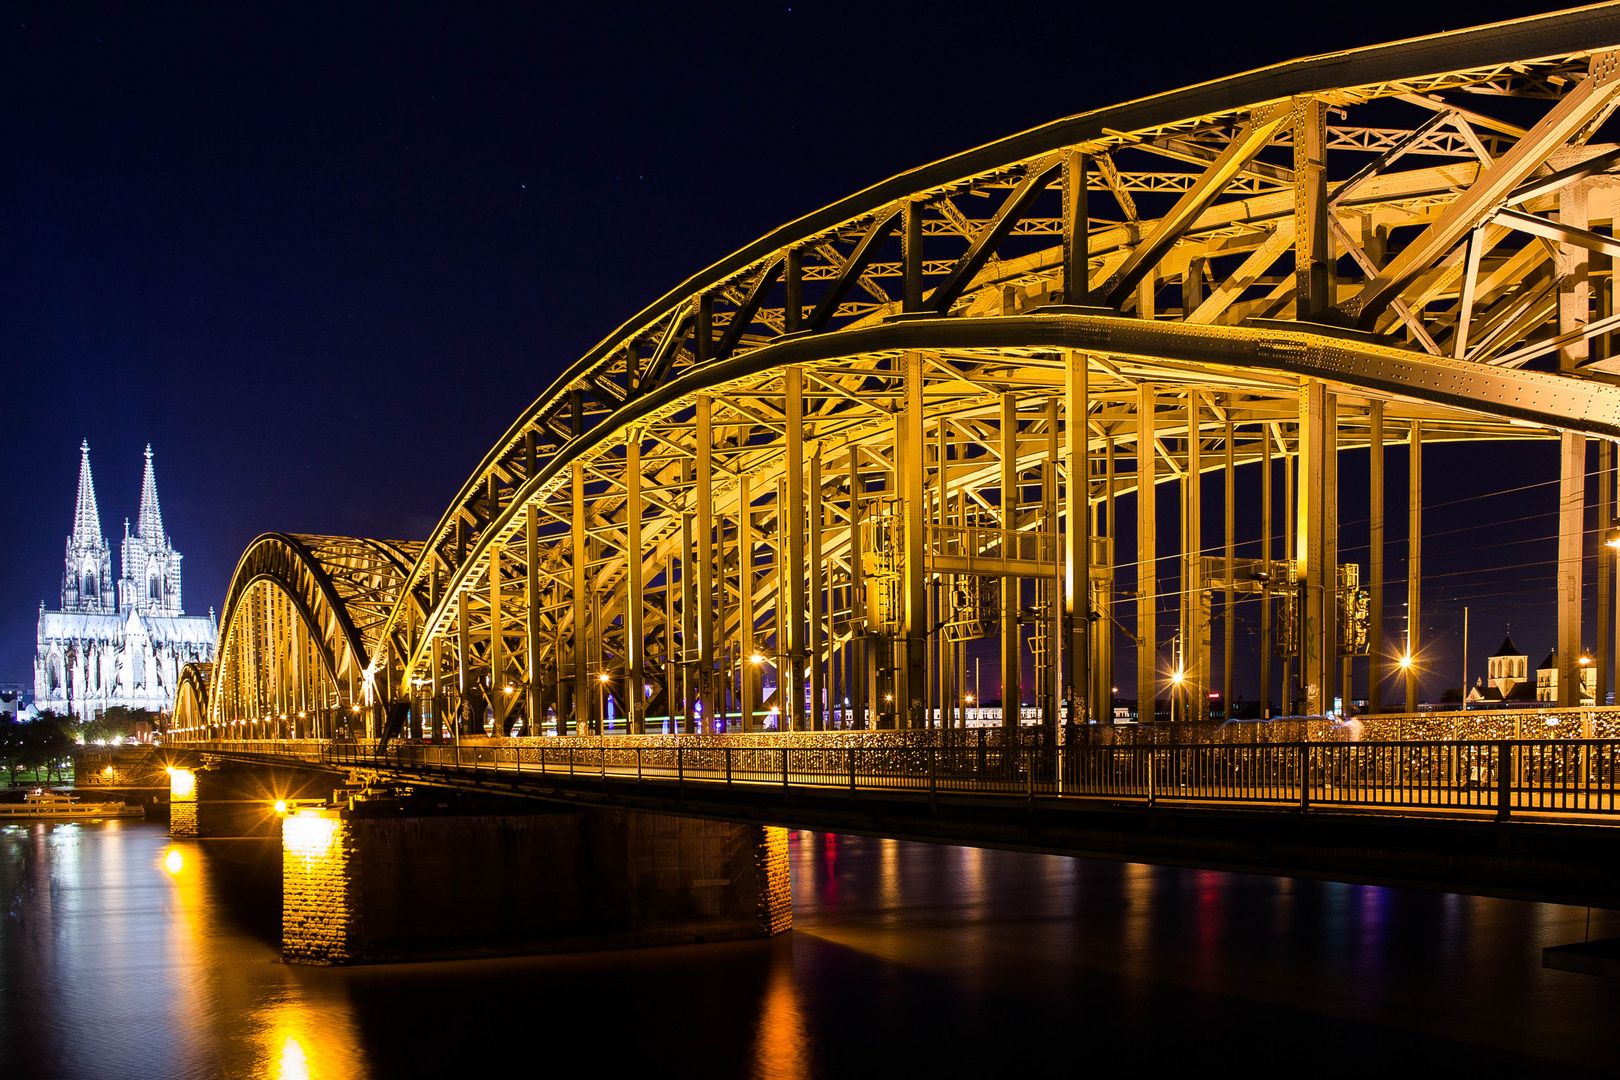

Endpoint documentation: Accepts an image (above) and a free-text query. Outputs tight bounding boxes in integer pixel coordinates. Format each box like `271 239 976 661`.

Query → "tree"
19 713 77 783
84 706 157 746
0 714 23 784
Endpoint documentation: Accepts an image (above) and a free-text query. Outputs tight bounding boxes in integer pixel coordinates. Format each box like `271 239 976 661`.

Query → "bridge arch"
208 534 420 736
182 7 1620 741
172 662 212 737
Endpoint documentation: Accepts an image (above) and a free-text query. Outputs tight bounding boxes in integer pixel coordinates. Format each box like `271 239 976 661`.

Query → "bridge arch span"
182 7 1620 740
207 534 420 736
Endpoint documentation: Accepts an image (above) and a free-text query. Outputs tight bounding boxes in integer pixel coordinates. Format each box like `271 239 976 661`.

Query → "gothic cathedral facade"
35 442 216 718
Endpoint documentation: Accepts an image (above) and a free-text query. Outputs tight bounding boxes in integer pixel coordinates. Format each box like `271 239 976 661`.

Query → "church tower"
119 445 184 616
61 440 115 613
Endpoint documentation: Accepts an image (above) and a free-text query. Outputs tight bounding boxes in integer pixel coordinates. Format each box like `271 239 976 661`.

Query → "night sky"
0 1 1581 703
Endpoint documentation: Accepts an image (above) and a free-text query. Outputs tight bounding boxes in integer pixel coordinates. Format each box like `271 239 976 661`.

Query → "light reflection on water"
3 822 1619 1078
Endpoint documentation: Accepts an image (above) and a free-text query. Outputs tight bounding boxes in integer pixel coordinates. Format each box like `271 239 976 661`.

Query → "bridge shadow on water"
2 821 1618 1078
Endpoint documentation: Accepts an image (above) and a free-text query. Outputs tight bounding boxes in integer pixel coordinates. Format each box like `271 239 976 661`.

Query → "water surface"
3 821 1616 1077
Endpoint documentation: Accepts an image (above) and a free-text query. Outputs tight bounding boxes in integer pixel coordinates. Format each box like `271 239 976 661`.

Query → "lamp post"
598 672 610 733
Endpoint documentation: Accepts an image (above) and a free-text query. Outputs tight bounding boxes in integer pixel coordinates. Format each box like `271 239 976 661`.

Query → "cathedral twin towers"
35 442 216 720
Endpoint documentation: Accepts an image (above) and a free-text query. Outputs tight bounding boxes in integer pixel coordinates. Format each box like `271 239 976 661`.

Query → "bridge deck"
186 737 1620 908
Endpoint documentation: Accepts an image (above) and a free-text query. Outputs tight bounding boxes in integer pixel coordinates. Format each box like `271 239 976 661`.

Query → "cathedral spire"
72 439 104 543
136 444 164 541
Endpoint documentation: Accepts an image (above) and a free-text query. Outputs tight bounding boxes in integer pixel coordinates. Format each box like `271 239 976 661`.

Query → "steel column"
902 351 928 729
1559 430 1586 706
1601 440 1614 708
1368 402 1385 713
738 473 755 732
625 433 644 734
785 366 807 730
1063 152 1089 304
572 460 589 734
489 542 504 732
1298 381 1337 715
847 442 868 730
1183 392 1204 721
1137 384 1157 721
809 444 824 730
1064 349 1088 722
1260 427 1273 717
696 395 716 731
1000 391 1020 728
1407 421 1423 713
1044 395 1061 733
1100 434 1115 719
1293 96 1332 320
1224 420 1235 715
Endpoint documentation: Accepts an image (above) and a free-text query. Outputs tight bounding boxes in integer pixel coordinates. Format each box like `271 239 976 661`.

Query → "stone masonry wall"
281 812 359 965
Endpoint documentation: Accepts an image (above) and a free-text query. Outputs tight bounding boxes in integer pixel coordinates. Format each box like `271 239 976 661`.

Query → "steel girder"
186 8 1620 721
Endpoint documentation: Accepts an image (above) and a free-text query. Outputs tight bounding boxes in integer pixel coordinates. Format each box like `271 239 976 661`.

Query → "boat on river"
0 790 145 821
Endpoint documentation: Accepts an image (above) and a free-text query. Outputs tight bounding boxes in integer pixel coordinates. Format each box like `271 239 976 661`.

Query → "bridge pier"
281 803 791 965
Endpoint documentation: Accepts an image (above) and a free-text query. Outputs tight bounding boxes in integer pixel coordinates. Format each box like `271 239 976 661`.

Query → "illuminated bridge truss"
182 6 1620 740
193 535 421 736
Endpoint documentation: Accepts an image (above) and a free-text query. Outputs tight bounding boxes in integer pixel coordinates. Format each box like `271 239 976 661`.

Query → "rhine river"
3 820 1617 1078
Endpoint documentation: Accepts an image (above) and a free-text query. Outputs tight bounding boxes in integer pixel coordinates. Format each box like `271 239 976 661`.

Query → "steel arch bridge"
179 5 1620 743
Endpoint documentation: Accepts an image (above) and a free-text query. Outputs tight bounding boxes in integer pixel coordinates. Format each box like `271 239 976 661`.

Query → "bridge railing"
202 737 1620 819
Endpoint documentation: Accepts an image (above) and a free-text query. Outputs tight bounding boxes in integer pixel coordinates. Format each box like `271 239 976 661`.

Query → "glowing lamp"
284 810 338 861
274 800 288 815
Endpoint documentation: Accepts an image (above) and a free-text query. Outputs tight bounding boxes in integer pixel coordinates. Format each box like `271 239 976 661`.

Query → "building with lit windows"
34 442 215 719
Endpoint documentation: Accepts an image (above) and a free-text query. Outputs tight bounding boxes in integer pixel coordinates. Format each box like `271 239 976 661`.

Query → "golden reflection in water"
961 844 984 905
750 945 811 1080
279 1034 311 1080
1121 861 1154 977
879 838 900 910
262 998 367 1080
160 838 210 1071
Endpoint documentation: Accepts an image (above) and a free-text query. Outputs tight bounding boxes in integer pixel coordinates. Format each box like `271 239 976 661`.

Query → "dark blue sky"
0 1 1571 698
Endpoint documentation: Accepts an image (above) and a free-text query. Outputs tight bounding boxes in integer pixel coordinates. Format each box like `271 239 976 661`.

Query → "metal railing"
194 737 1620 819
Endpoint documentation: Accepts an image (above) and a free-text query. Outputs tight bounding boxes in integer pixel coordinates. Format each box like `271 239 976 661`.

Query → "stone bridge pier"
168 759 791 965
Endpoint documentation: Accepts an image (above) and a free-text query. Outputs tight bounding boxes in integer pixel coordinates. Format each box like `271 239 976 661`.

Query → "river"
2 820 1616 1077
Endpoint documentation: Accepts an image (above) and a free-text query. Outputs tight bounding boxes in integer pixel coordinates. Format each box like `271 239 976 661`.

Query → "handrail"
187 737 1620 821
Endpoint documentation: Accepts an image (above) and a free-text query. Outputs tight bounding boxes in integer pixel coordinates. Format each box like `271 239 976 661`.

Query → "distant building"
1535 650 1597 704
1467 634 1537 705
34 442 215 719
1468 634 1594 705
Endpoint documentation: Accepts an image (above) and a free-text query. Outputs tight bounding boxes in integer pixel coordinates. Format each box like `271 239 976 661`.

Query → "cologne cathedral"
34 441 215 719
